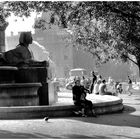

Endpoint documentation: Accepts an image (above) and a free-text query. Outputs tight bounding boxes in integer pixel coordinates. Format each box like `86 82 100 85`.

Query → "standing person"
94 75 102 94
89 71 97 93
72 79 97 117
93 80 102 95
128 76 133 96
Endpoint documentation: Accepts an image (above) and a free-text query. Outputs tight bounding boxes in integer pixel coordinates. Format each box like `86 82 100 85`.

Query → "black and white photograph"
0 1 140 139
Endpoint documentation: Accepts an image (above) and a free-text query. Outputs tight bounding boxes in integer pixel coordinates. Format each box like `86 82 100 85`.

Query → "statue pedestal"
15 67 42 83
0 83 41 106
15 67 49 105
0 66 49 106
0 66 18 83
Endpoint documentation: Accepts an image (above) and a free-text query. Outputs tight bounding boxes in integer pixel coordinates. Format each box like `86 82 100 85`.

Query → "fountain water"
30 40 57 80
30 41 58 104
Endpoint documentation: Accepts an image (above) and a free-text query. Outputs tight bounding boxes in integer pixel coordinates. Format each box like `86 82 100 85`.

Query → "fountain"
0 61 49 106
0 35 123 119
0 38 58 108
0 28 53 107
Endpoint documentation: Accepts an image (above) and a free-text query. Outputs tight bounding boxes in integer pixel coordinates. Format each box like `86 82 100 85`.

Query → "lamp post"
0 21 8 52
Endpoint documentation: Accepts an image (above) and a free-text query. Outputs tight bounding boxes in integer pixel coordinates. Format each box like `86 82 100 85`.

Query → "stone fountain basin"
0 95 123 119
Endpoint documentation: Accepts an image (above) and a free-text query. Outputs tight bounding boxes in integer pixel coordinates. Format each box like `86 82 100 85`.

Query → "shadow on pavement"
0 130 111 139
0 130 60 139
62 134 111 139
113 134 140 139
0 130 116 139
123 105 136 112
67 105 140 128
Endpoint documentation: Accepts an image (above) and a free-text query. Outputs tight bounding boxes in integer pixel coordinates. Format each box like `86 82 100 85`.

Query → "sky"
5 12 37 36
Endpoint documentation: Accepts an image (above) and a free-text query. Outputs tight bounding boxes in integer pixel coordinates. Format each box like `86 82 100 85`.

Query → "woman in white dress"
93 80 102 94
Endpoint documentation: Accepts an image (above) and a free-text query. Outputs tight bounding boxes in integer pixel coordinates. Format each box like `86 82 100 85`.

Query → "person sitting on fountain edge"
72 78 97 117
99 79 116 96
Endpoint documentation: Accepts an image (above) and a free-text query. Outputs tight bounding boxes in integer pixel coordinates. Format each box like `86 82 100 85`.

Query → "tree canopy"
2 1 140 67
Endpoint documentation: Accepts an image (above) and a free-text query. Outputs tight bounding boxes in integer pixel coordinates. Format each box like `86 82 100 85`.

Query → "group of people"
90 71 116 96
66 71 115 117
67 70 133 117
92 74 133 96
1 31 133 118
106 76 133 96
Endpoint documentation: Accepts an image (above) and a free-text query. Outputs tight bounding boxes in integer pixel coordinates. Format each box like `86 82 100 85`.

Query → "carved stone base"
0 83 41 106
0 66 18 83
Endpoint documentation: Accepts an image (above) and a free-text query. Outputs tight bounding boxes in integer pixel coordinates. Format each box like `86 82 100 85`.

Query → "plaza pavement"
0 84 140 138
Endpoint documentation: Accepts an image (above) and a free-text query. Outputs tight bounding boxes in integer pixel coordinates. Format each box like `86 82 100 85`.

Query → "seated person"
107 77 115 92
115 82 120 90
116 83 123 94
99 80 113 95
108 76 114 85
72 78 97 117
97 75 102 81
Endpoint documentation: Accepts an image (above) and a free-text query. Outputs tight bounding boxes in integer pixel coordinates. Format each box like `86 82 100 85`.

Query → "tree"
2 1 140 72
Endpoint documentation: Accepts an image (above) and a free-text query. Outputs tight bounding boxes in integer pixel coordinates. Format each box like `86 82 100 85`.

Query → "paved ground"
0 85 140 138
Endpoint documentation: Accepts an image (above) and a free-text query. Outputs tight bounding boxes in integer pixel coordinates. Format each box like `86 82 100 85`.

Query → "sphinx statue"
0 31 48 67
